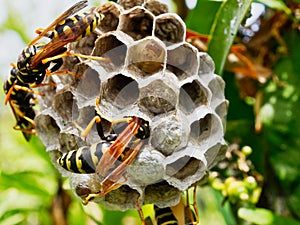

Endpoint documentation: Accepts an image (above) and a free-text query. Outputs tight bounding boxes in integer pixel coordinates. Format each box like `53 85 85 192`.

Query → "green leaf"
185 0 222 34
238 207 300 225
207 0 252 75
288 185 300 219
238 207 273 224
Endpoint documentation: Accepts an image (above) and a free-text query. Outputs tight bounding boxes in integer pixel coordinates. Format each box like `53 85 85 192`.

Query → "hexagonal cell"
208 75 226 108
179 80 209 114
215 101 228 121
167 43 199 80
139 80 176 115
101 185 141 210
101 74 139 109
144 0 169 16
205 142 227 169
73 67 100 108
38 76 58 110
58 132 85 153
198 52 215 84
92 32 129 71
144 181 181 208
95 2 121 32
151 115 189 156
190 113 224 149
165 156 202 180
190 114 212 142
119 7 154 40
126 37 166 76
35 113 60 151
154 13 185 45
52 91 78 123
118 0 144 10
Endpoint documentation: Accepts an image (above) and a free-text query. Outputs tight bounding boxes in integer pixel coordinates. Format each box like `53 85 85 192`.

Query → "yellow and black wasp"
57 97 150 203
3 66 39 141
145 185 199 225
16 0 107 86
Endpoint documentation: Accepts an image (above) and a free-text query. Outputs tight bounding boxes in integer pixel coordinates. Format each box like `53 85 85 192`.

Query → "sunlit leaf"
238 207 273 224
207 0 252 75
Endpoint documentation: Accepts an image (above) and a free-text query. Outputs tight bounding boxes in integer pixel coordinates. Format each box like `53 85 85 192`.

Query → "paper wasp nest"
35 0 228 210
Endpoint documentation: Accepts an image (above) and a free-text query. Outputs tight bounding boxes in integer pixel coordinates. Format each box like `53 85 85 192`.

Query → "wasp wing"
29 15 93 68
96 117 142 177
29 0 88 46
100 141 143 195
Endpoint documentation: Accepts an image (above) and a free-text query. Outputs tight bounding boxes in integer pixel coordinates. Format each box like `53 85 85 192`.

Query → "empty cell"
101 74 139 108
53 91 79 123
93 33 128 70
190 114 212 141
165 156 202 180
167 43 198 80
75 67 100 101
179 80 208 113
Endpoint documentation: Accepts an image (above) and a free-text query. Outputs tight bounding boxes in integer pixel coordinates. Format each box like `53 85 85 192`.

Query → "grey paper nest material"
35 0 228 210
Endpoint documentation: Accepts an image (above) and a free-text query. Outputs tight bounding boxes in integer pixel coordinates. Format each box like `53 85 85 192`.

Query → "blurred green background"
1 0 300 224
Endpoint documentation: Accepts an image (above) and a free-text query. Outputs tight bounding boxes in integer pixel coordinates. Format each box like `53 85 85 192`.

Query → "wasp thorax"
35 0 228 211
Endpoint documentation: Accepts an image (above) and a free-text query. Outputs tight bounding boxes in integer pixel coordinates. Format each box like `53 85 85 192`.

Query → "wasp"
57 97 150 202
3 66 39 141
16 0 108 86
145 185 199 225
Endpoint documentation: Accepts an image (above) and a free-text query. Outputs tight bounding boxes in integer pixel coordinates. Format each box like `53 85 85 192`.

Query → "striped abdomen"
49 10 103 41
57 142 110 173
155 206 178 225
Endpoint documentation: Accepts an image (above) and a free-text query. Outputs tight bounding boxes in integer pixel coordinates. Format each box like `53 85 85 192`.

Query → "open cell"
167 43 198 80
165 156 203 180
93 33 128 70
179 80 208 113
101 74 139 108
53 91 79 123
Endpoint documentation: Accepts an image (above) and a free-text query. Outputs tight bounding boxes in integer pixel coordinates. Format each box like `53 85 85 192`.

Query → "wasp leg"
5 83 44 105
13 125 36 135
46 69 83 79
136 196 146 225
185 183 199 225
42 51 111 64
81 97 129 140
80 114 102 138
83 142 142 205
